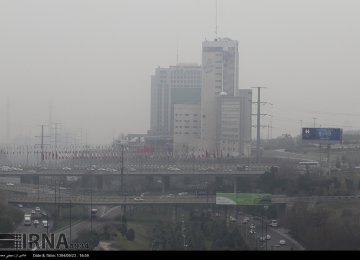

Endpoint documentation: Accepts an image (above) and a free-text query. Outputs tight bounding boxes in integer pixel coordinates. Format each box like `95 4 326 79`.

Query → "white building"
173 104 201 155
216 90 252 157
150 64 202 137
201 38 239 154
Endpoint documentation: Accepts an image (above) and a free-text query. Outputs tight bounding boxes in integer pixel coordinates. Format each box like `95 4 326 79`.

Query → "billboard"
216 193 272 205
302 128 342 142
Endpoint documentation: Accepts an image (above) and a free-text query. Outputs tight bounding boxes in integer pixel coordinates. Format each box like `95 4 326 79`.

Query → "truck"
24 214 31 226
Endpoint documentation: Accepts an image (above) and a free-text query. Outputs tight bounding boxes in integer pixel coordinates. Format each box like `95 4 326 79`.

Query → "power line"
252 87 268 163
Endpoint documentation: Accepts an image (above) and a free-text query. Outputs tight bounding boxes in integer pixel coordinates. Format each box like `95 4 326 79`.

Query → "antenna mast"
215 0 218 39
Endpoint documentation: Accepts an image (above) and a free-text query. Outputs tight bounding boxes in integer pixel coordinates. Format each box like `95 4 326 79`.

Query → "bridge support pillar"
172 205 177 224
121 205 127 215
224 206 229 226
215 177 223 191
81 176 91 188
20 176 33 184
96 176 104 190
145 176 153 187
161 176 170 193
32 176 40 185
234 177 239 194
285 202 294 216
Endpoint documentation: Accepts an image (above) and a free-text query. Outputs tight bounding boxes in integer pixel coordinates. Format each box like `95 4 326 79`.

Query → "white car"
6 182 14 186
18 204 23 208
266 234 271 240
133 197 144 201
167 167 181 171
33 220 39 225
279 239 286 245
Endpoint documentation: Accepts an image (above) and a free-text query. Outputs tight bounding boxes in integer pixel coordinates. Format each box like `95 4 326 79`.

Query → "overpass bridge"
4 189 360 206
0 167 266 194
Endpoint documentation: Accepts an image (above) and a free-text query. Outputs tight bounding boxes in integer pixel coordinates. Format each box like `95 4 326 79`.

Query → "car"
31 210 36 215
178 192 188 196
266 234 271 240
249 229 256 234
128 167 137 172
18 204 23 208
259 236 266 242
279 239 286 245
6 182 14 186
167 167 181 171
242 217 250 224
229 216 237 222
134 197 144 201
35 207 40 211
270 220 278 227
62 167 72 171
43 221 49 228
250 224 255 229
33 220 39 226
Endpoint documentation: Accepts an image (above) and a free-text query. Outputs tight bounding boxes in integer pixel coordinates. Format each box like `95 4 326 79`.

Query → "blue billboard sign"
302 128 342 142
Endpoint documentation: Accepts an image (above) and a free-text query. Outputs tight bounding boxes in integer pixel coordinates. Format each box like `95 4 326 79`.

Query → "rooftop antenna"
6 97 10 143
215 0 218 39
48 99 53 143
176 38 179 65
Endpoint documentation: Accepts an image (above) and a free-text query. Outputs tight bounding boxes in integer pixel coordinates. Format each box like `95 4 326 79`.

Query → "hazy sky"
1 0 360 144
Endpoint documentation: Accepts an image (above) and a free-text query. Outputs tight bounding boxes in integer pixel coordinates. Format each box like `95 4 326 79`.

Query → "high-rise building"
201 38 239 153
150 63 202 137
216 90 252 157
173 104 201 155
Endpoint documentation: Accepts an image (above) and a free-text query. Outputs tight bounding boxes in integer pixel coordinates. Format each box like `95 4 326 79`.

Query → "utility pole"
35 125 50 167
90 176 93 233
6 98 10 143
53 123 61 167
35 125 50 202
120 144 124 195
251 87 267 163
69 196 72 245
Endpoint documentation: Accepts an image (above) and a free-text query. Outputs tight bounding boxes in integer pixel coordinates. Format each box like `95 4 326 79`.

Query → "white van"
270 219 278 227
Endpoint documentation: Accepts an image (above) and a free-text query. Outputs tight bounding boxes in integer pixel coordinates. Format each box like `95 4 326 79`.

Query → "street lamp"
90 176 93 233
264 205 269 250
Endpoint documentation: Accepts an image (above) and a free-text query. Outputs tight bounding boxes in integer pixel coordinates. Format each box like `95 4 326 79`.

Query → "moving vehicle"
42 220 49 228
24 214 31 226
270 219 278 227
91 208 98 215
279 239 286 245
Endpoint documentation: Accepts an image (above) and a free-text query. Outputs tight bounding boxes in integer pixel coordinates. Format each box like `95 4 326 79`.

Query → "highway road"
237 215 304 251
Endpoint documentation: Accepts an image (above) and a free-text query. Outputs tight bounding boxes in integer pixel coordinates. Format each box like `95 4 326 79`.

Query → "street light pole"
120 144 124 196
264 205 269 251
90 177 93 233
69 190 72 246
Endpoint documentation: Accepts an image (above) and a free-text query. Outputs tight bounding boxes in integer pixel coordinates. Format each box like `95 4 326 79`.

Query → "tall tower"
150 63 202 137
201 38 239 153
